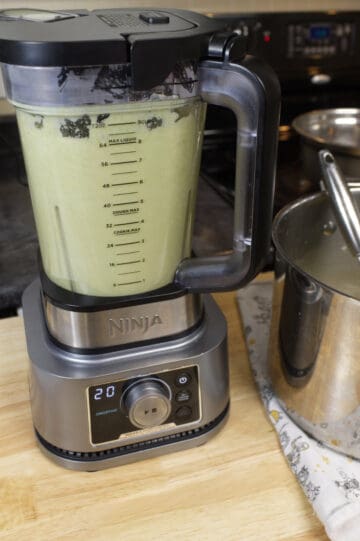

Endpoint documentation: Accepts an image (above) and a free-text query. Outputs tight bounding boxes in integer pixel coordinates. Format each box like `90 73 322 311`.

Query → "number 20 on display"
94 385 115 400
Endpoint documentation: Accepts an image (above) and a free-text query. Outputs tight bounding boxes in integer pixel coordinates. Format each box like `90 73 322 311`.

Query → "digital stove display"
287 21 355 58
88 366 200 444
310 25 330 40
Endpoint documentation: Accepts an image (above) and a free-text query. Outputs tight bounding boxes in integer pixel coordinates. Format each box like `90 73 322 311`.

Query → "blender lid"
0 8 222 89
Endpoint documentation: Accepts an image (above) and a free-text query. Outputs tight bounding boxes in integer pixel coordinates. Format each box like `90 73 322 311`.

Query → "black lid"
0 8 223 89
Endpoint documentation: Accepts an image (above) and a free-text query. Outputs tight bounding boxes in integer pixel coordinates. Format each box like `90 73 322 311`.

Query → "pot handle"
279 267 325 387
175 34 280 293
319 149 360 262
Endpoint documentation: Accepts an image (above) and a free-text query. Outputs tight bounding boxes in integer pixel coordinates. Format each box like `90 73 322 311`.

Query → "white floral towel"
237 281 360 541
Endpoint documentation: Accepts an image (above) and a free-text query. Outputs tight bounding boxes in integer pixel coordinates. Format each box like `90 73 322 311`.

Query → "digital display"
92 384 117 401
310 26 330 40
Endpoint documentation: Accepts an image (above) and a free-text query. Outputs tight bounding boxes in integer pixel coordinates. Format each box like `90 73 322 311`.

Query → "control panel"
287 22 355 58
215 11 360 88
88 366 200 444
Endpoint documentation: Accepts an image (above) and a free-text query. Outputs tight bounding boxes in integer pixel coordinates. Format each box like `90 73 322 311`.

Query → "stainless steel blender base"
22 280 229 471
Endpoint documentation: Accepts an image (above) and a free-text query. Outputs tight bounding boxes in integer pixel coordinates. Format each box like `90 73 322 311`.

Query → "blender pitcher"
0 8 280 471
0 7 279 301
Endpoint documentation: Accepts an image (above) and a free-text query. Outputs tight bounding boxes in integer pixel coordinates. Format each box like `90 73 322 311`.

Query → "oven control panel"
88 365 200 444
287 22 356 58
215 11 360 86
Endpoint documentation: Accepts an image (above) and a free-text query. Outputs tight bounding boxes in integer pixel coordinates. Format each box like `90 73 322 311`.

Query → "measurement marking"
116 280 143 286
115 241 141 247
112 171 137 176
111 182 139 186
117 271 141 276
114 230 139 235
113 210 139 217
108 122 136 126
113 201 139 207
113 192 138 196
109 141 137 146
116 251 140 256
114 221 140 226
117 260 141 266
110 160 138 165
109 132 136 136
110 151 137 156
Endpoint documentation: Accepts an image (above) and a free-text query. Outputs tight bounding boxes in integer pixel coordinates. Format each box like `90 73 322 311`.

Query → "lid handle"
319 149 360 262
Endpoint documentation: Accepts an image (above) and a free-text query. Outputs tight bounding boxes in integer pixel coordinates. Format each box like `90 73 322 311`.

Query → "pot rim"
272 187 360 301
292 108 360 157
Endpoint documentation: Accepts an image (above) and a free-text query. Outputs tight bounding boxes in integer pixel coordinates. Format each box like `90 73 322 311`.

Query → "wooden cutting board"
0 288 328 540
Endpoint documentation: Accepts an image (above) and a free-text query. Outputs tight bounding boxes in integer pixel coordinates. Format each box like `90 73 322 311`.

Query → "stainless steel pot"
293 108 360 182
269 186 360 458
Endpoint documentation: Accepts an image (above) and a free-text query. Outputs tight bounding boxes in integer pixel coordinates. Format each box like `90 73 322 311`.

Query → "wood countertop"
0 286 328 540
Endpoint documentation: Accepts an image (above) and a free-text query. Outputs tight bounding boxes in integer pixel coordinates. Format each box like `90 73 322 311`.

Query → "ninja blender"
0 8 280 470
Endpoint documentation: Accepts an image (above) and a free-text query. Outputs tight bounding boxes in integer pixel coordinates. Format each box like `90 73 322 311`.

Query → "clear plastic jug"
8 68 205 296
0 8 280 300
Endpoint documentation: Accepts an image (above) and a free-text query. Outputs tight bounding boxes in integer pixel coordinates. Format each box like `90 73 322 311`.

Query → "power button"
175 372 192 387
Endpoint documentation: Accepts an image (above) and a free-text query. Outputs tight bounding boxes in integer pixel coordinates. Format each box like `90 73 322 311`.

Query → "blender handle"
175 35 280 293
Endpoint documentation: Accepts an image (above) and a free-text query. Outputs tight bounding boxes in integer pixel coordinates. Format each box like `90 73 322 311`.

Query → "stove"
0 114 37 317
201 10 360 213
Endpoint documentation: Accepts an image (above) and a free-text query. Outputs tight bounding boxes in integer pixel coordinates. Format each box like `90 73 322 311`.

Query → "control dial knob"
123 379 171 429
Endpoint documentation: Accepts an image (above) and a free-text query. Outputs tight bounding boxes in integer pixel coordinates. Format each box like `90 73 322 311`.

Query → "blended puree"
16 98 206 296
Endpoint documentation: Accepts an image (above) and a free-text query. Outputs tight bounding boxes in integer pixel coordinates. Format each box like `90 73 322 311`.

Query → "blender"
0 8 280 470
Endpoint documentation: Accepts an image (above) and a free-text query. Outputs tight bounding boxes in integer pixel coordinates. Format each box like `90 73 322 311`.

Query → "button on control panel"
139 12 170 24
175 389 191 403
175 406 193 421
175 372 192 386
123 379 171 429
88 366 200 444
